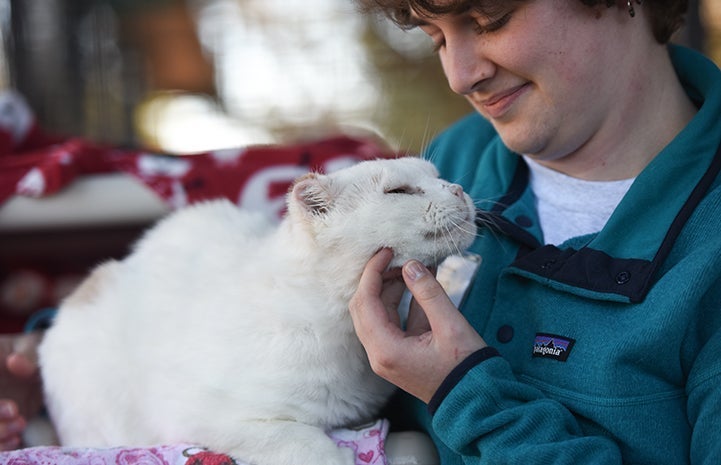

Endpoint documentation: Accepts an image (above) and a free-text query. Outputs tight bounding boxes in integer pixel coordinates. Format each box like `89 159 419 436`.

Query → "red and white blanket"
0 91 398 219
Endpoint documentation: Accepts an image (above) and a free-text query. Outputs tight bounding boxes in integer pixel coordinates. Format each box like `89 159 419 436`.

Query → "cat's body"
38 157 477 465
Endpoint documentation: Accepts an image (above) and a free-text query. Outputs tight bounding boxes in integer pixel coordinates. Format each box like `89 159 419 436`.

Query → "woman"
349 0 721 463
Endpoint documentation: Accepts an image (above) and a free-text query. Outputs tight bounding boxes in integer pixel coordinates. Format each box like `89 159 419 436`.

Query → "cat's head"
287 157 477 268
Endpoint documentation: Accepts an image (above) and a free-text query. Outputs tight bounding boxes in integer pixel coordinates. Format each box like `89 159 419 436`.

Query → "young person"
3 1 720 462
349 0 721 463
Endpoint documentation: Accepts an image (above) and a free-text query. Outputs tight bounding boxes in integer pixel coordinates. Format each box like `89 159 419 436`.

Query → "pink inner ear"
292 175 330 215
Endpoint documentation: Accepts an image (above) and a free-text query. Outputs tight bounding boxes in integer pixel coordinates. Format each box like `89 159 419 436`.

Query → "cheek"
556 38 605 85
520 1 606 89
528 16 612 114
536 3 621 99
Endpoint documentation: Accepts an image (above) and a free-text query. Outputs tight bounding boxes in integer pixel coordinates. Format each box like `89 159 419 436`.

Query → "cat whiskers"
438 213 473 260
472 194 508 211
417 117 437 163
419 139 440 166
443 222 464 258
471 204 513 254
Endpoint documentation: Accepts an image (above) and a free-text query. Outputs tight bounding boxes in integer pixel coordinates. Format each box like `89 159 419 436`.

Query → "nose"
448 183 464 198
440 37 494 95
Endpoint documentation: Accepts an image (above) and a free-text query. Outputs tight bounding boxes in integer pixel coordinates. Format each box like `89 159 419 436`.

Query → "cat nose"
448 183 464 198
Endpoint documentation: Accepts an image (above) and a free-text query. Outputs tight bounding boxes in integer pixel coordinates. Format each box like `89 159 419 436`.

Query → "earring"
627 0 642 17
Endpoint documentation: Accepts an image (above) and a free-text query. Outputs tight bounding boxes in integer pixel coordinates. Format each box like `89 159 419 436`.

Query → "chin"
498 133 547 157
499 118 564 156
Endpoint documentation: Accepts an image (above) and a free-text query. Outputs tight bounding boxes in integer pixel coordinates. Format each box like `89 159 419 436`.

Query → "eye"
384 185 415 195
473 11 513 35
417 26 444 53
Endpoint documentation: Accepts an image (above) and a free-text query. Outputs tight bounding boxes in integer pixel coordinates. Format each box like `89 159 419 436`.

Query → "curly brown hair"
355 0 688 44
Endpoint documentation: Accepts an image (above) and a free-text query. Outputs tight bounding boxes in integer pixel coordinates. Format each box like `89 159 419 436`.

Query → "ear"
289 173 333 217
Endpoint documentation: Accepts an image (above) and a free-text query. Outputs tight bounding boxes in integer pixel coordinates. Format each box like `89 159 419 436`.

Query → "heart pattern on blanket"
0 420 391 465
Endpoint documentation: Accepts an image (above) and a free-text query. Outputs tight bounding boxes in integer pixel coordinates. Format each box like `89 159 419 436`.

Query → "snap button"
514 215 533 228
615 271 631 285
496 325 514 343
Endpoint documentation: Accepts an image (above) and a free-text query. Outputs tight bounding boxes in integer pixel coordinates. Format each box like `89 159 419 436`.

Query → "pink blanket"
0 419 389 465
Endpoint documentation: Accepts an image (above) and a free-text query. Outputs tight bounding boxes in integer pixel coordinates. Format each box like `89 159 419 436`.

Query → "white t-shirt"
524 157 635 245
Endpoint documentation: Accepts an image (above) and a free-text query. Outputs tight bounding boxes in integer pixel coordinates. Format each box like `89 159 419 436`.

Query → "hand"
0 332 44 450
349 249 487 403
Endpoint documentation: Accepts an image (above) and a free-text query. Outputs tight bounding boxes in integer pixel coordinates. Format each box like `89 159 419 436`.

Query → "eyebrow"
407 2 473 27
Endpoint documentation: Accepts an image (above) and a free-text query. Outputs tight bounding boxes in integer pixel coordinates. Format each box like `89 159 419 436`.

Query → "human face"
413 0 634 162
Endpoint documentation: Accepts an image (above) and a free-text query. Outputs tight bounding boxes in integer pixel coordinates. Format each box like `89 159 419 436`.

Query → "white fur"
38 157 477 465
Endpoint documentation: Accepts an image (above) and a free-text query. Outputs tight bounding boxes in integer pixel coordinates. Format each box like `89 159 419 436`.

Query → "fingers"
0 332 45 431
349 249 405 346
405 300 430 337
402 260 461 334
6 332 41 379
0 400 24 450
351 255 488 403
359 248 395 295
402 260 487 360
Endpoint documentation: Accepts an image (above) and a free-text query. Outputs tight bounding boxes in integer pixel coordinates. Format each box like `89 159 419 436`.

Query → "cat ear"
290 173 333 217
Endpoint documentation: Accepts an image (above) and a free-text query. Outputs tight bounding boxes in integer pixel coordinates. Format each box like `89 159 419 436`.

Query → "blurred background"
1 0 718 156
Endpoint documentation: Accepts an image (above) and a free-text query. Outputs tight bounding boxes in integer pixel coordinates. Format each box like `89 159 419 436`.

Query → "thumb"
402 260 459 328
403 260 488 364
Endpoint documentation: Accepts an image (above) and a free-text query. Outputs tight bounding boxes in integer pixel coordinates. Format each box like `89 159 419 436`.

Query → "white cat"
38 157 477 465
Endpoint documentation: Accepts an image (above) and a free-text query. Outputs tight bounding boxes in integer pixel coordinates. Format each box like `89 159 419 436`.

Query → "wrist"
427 346 500 415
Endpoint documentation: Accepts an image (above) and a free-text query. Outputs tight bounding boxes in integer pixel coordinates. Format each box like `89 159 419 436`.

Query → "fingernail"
404 260 426 281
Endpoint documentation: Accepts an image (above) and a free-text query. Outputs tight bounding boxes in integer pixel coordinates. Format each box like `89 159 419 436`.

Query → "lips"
479 83 530 119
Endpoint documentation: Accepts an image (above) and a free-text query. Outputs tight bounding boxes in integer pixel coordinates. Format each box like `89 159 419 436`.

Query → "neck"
276 219 368 300
536 44 697 181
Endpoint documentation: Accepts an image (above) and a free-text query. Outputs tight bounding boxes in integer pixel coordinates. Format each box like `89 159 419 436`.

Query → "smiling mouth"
479 83 530 118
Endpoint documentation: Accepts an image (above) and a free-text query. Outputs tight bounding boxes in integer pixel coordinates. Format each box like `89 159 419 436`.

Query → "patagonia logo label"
532 333 575 362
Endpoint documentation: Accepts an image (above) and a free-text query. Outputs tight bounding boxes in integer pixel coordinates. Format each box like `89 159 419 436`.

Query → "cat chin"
386 239 476 269
386 253 445 270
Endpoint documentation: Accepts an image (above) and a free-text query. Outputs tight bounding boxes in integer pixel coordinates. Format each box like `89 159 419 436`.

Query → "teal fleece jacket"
390 45 721 464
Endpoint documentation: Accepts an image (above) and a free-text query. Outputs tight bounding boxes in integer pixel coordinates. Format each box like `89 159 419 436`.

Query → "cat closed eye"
384 185 415 195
